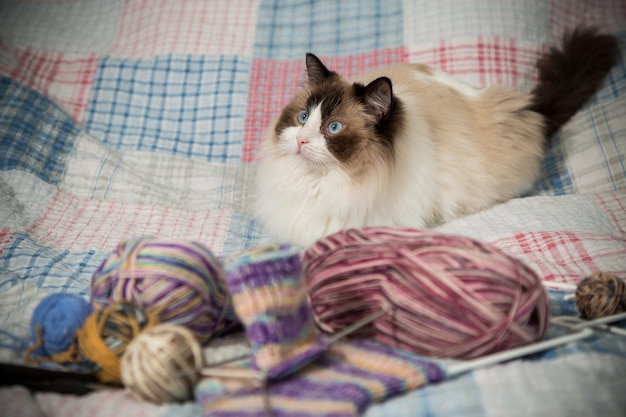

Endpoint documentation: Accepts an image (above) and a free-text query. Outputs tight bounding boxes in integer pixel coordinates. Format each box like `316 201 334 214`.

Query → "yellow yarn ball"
121 323 205 404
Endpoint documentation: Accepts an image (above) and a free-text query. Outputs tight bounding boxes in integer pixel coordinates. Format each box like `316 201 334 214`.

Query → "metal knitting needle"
202 353 250 369
552 312 626 336
255 309 389 417
324 308 389 346
260 371 272 417
200 307 390 376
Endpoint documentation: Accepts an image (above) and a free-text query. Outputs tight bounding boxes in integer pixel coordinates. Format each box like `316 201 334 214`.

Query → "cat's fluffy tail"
530 27 620 139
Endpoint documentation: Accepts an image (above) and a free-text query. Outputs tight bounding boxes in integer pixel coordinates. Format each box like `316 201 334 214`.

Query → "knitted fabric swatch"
222 243 327 380
196 340 446 417
200 242 446 416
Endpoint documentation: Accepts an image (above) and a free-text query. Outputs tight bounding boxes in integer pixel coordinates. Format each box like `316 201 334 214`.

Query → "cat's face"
271 54 403 177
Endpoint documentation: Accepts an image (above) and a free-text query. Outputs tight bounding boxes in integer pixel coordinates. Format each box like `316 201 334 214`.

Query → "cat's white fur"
255 63 544 246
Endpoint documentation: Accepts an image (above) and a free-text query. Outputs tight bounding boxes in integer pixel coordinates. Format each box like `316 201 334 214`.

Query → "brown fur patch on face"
274 92 307 143
274 74 405 180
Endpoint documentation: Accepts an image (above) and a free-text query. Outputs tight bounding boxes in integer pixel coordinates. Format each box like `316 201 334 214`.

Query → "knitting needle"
445 327 594 377
552 312 626 336
542 281 577 291
446 310 626 377
260 371 272 417
324 308 389 345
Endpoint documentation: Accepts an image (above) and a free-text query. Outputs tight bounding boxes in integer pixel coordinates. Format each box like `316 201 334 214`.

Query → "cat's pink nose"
297 137 309 150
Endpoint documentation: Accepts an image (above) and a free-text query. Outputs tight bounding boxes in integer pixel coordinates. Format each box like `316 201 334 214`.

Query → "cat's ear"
306 53 332 85
363 77 393 121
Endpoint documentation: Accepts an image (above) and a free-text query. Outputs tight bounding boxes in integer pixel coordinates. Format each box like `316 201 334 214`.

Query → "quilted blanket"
1 1 625 416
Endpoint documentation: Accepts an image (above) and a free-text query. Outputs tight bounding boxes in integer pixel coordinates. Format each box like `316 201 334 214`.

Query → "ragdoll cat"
255 28 620 246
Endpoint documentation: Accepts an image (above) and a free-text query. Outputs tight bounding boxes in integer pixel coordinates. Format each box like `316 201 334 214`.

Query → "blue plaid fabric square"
533 136 575 195
254 0 404 59
404 0 550 46
0 78 80 185
0 233 105 300
84 55 251 162
0 0 122 53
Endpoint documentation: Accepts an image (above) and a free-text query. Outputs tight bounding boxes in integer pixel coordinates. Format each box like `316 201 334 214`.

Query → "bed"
1 0 625 416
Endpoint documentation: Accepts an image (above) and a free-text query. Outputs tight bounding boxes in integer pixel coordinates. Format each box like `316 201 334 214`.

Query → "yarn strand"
24 325 81 365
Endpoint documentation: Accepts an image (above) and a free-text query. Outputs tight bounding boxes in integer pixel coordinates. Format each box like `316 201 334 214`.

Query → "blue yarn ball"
29 293 93 358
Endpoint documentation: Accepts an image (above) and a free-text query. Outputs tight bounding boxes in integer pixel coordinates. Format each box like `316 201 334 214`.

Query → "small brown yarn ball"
120 323 205 404
575 272 626 320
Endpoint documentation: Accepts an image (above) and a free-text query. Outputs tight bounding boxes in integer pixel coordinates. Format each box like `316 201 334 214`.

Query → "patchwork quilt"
1 1 625 416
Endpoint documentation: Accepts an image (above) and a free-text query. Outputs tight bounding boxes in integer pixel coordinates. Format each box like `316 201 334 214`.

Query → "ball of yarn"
303 227 550 360
77 302 158 383
575 272 626 320
26 293 92 363
121 323 204 404
90 237 235 343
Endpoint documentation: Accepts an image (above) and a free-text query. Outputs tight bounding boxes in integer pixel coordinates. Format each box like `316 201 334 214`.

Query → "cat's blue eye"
327 121 343 134
297 110 309 124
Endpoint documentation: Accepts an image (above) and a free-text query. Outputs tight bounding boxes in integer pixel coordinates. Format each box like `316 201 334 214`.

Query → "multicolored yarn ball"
575 272 626 320
25 293 93 364
121 323 204 404
303 227 550 360
90 237 236 343
76 302 158 383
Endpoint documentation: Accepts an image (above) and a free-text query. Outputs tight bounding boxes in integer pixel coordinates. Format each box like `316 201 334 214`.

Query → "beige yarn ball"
121 323 205 404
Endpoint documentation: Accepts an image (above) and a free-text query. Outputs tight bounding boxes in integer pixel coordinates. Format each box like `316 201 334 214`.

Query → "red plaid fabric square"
494 231 625 285
596 192 626 234
108 0 259 57
0 44 97 124
409 37 543 91
28 192 232 252
0 228 16 255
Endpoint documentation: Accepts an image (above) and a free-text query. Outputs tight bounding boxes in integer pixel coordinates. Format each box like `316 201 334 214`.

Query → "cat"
254 28 620 246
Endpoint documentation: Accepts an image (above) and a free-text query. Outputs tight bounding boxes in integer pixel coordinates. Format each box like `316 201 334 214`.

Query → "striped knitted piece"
196 340 446 417
223 243 327 380
207 243 446 416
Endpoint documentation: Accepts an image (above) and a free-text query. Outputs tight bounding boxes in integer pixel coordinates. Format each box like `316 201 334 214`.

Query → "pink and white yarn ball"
303 227 550 360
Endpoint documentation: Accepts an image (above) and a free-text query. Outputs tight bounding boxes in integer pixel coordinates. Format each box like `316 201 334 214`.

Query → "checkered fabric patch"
0 77 80 184
1 170 59 231
0 46 99 124
403 0 550 48
548 0 626 42
533 135 575 196
0 0 122 53
534 94 626 196
61 132 241 209
223 210 274 254
531 32 625 196
596 192 626 234
407 37 543 90
84 55 251 162
0 228 15 256
108 0 259 57
254 0 404 59
493 230 626 285
0 232 101 300
27 190 234 252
